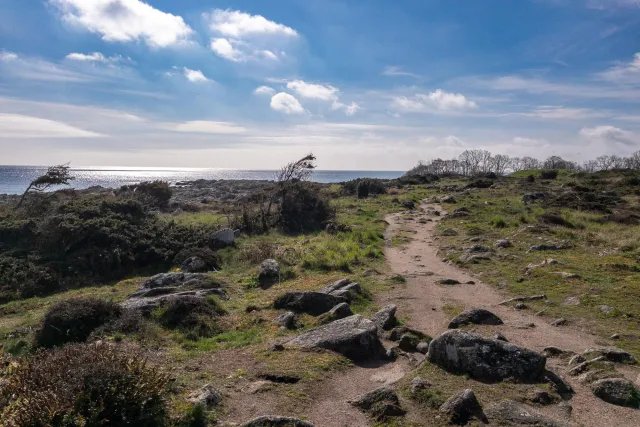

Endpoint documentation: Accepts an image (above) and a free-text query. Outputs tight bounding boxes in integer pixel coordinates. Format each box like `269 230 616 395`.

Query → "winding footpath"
305 201 640 427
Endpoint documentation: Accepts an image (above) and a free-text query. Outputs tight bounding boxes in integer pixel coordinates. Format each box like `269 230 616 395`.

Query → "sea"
0 166 404 195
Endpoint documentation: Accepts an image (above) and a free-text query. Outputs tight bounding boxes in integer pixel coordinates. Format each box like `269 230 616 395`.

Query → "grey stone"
441 228 458 236
464 245 492 253
486 401 569 427
528 244 567 252
440 195 456 203
591 378 640 408
273 292 344 316
139 272 218 291
398 333 420 352
187 384 222 407
258 259 280 287
410 377 431 394
285 315 384 361
181 256 209 273
438 278 460 285
327 302 353 320
583 347 638 365
427 330 546 382
493 332 508 342
494 239 512 249
448 308 504 329
500 295 546 305
320 278 352 294
416 341 430 354
568 354 587 367
439 389 487 425
529 388 558 405
349 387 405 419
600 304 615 315
370 304 398 331
542 347 575 358
212 228 235 247
240 416 314 427
320 279 362 301
274 311 296 329
551 318 567 327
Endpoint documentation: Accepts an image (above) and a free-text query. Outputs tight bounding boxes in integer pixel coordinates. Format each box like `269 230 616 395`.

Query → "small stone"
399 333 420 352
270 344 285 352
611 333 620 340
493 332 508 342
551 318 567 327
416 341 430 354
370 304 398 331
568 354 587 367
543 347 575 358
466 280 476 285
441 228 458 236
448 308 504 329
529 388 558 405
515 303 527 310
187 384 222 407
411 376 431 394
600 304 614 315
494 239 512 249
591 378 640 408
438 278 460 285
439 389 487 425
258 259 281 288
274 311 296 329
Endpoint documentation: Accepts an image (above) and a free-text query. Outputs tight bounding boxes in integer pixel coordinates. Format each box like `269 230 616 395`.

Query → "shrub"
279 183 334 233
357 181 370 199
540 170 559 180
155 296 225 339
92 309 146 338
526 175 536 183
539 213 575 228
173 247 221 271
34 298 122 348
342 179 388 196
0 343 169 426
120 180 172 208
491 217 507 228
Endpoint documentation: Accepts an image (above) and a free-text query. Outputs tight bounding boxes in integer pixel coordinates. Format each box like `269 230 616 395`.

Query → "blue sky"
1 0 640 169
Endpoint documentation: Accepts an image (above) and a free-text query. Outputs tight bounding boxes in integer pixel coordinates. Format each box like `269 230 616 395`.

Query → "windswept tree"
16 164 74 209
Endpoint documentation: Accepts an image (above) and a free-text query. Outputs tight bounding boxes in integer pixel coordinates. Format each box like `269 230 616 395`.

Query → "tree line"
407 149 640 176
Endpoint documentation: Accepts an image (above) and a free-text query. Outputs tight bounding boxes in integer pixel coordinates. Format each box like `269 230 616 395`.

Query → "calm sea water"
0 166 404 195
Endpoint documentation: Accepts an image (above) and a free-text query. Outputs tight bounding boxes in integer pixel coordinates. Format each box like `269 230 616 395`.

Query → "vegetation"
16 164 74 209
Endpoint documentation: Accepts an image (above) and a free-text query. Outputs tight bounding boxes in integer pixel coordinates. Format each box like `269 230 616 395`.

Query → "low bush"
280 183 334 233
173 247 221 271
526 174 536 183
0 343 169 426
342 179 388 196
119 180 172 208
539 213 575 229
540 170 559 180
155 296 225 340
491 217 507 228
34 298 122 349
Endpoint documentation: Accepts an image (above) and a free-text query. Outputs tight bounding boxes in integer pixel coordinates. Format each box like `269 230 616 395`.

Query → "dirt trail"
294 201 640 426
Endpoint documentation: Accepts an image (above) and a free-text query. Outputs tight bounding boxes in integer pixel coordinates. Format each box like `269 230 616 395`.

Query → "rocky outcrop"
181 256 209 273
258 259 280 288
187 384 222 407
583 347 637 365
427 330 546 382
240 416 314 427
274 311 296 329
211 228 235 247
591 378 640 408
320 278 362 301
286 315 384 361
485 401 569 427
273 292 345 316
318 303 353 324
439 389 487 425
448 308 504 329
349 387 405 419
370 304 398 331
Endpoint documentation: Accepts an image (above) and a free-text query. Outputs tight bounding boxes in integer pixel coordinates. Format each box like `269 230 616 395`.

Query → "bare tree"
491 154 510 175
16 164 74 209
596 155 614 171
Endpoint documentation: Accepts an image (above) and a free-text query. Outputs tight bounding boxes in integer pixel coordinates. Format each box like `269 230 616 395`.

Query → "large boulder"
258 259 280 288
181 256 209 273
285 315 384 361
370 304 398 331
485 401 569 427
320 278 362 301
273 292 345 316
427 330 546 382
439 389 487 425
318 303 353 324
240 416 314 427
448 308 504 329
211 228 235 248
591 378 640 408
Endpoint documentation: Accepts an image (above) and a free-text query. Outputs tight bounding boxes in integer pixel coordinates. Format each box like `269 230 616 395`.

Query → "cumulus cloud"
205 9 297 62
579 125 636 145
392 89 477 112
254 86 276 96
182 68 210 83
332 101 361 116
270 92 305 114
287 80 339 101
65 52 126 63
50 0 193 48
598 52 640 85
0 113 104 138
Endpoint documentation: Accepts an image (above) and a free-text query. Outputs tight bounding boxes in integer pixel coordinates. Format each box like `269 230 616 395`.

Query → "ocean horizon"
0 165 405 195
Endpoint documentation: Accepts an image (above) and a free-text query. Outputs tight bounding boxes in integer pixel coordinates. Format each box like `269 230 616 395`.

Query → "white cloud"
287 80 339 101
0 50 18 61
579 125 636 145
332 101 361 116
182 68 210 83
205 9 297 62
210 38 244 61
382 66 421 79
270 92 305 114
254 86 276 96
50 0 193 48
0 113 104 138
65 52 125 63
167 121 246 134
205 9 298 38
598 52 640 85
504 106 607 120
392 89 477 112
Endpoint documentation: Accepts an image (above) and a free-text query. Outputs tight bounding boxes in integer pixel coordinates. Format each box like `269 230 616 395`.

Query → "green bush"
357 181 370 199
119 180 172 208
155 296 225 340
540 170 559 180
342 179 388 196
0 343 169 426
491 217 507 228
173 247 221 271
34 298 122 349
279 183 334 233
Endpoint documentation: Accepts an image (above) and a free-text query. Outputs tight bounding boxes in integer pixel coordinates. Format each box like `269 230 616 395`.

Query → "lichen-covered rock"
583 347 637 365
273 292 344 316
427 330 546 382
448 308 504 329
486 401 569 427
258 259 280 287
286 315 384 361
320 279 361 301
439 389 487 425
181 256 209 273
274 311 296 329
591 378 640 408
187 384 222 407
211 228 235 247
370 304 398 331
240 416 314 427
349 387 405 420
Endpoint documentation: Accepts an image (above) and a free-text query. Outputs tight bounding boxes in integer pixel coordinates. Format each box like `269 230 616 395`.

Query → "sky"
1 0 640 170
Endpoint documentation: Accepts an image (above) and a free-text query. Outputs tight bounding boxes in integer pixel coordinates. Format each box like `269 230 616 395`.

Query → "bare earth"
303 201 640 427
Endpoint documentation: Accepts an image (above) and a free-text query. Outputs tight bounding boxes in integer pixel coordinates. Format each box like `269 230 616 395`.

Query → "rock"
285 315 384 361
543 347 575 358
181 256 209 273
370 304 398 331
543 370 574 396
273 292 344 316
459 254 492 263
363 269 379 277
139 272 219 291
398 333 420 352
464 245 492 253
411 376 431 394
515 303 527 310
234 229 241 238
440 195 456 203
441 228 458 236
388 326 429 342
328 302 353 319
211 228 235 247
448 308 504 329
529 388 558 405
591 378 640 408
439 389 487 425
437 278 460 285
554 272 581 279
187 384 222 407
568 354 587 367
416 341 430 354
320 278 352 293
466 280 476 285
427 330 546 382
600 304 615 315
551 318 567 327
568 357 609 377
528 244 567 252
493 332 508 342
500 295 546 305
494 239 512 249
349 387 405 419
320 279 362 301
258 259 280 287
240 416 314 427
270 344 285 352
486 401 569 427
583 347 638 365
402 200 416 210
274 311 296 329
